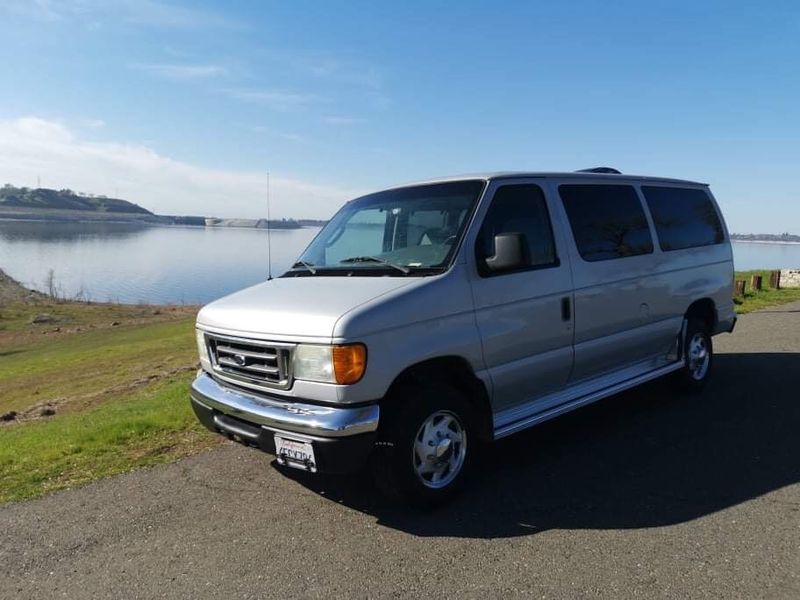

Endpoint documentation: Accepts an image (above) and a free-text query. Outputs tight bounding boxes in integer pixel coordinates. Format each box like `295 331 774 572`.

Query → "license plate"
274 435 317 472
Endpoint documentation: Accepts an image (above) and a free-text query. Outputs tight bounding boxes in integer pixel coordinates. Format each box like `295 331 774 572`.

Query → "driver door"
468 181 575 415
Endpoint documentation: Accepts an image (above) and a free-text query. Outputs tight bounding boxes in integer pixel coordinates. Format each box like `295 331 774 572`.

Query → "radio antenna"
266 171 273 281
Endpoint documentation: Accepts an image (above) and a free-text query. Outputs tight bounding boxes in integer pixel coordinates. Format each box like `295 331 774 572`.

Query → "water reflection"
0 220 149 243
0 221 319 305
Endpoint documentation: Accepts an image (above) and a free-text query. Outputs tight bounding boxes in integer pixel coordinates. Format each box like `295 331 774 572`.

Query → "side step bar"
494 361 684 439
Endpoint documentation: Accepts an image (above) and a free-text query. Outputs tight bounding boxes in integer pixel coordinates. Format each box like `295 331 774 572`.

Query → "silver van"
191 169 736 506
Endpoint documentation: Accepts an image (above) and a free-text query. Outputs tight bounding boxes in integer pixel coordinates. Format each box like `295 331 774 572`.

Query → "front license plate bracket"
274 435 317 473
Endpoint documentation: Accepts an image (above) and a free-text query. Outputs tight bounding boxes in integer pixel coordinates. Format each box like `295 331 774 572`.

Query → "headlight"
293 345 334 382
195 329 211 371
293 343 367 385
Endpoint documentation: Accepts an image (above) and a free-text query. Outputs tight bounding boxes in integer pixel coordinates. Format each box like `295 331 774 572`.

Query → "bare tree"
44 269 57 300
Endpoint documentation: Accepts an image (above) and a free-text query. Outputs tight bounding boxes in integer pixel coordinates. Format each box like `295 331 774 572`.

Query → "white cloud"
79 118 106 128
301 57 383 90
221 88 318 111
278 132 305 143
133 62 227 80
121 0 238 29
3 0 240 29
323 116 364 126
0 117 357 219
248 126 304 142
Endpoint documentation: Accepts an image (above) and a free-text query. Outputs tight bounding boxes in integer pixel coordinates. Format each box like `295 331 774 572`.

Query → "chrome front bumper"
190 372 380 438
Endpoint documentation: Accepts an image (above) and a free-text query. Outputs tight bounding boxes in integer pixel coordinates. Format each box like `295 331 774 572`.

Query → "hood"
196 276 419 339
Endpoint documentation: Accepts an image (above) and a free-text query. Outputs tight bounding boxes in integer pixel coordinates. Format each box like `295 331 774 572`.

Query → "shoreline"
0 268 47 304
731 239 800 246
0 268 199 308
0 215 313 230
0 216 203 228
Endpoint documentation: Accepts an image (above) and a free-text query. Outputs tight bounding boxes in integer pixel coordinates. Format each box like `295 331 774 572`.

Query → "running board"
494 361 684 439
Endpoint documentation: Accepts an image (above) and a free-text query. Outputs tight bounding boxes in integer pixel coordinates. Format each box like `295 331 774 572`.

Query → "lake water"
1 220 798 305
0 221 319 304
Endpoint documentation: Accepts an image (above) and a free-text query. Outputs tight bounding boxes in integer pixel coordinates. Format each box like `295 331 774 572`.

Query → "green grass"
0 301 216 504
733 270 800 314
0 376 219 503
0 304 198 415
0 300 185 334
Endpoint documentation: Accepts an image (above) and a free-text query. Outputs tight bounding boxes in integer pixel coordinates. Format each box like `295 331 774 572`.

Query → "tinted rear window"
559 184 653 261
642 186 724 251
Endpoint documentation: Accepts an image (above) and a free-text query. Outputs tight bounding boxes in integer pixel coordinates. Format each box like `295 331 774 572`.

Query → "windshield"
287 180 485 276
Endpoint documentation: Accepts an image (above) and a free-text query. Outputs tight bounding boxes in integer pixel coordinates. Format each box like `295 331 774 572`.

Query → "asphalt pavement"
2 302 799 599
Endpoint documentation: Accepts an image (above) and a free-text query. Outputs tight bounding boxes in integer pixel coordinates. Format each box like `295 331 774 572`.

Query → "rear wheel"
673 318 713 393
371 380 476 508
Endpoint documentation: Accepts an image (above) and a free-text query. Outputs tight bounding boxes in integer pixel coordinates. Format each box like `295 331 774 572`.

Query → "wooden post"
769 270 781 289
735 279 746 296
751 274 763 291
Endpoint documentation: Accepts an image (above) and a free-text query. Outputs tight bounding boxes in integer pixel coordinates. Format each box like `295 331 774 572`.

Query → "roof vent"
576 167 622 174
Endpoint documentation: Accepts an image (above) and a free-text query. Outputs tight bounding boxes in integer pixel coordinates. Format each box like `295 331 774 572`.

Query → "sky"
0 1 798 232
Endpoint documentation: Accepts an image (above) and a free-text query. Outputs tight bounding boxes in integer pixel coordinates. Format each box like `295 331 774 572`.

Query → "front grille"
204 333 294 390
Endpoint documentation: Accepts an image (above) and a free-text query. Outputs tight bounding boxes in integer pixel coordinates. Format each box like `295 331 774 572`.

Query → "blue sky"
0 1 798 232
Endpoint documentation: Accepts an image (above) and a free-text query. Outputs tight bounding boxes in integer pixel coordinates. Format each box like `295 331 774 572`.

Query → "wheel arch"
685 297 717 330
675 297 717 358
381 356 493 441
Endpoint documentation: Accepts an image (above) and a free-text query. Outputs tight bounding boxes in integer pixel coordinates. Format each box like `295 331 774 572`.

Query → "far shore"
0 208 325 230
731 239 800 246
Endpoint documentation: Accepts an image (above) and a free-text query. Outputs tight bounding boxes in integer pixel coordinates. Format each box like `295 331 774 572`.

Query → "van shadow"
279 352 800 539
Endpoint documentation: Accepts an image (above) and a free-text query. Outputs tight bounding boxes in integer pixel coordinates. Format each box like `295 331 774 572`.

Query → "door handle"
561 296 571 321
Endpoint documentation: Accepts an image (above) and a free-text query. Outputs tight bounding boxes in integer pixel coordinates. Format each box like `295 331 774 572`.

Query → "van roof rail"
576 167 622 174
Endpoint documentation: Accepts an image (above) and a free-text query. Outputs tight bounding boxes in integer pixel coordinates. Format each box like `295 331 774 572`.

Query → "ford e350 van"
191 168 736 506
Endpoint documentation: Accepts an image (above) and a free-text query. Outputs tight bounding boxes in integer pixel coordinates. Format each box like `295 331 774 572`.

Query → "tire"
371 379 476 508
672 318 713 393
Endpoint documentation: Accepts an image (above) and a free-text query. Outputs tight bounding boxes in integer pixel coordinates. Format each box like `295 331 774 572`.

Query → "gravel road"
2 303 799 599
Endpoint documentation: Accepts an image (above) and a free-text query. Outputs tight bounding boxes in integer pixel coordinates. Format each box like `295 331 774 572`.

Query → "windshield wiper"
291 260 317 274
338 256 410 274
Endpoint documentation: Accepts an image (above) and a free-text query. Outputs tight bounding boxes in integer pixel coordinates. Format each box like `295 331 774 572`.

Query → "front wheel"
673 318 713 393
371 380 476 508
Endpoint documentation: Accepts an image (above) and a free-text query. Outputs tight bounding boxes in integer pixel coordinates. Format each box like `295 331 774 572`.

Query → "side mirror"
485 232 528 272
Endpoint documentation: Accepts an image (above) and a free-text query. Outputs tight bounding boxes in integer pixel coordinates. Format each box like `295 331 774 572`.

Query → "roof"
390 171 708 190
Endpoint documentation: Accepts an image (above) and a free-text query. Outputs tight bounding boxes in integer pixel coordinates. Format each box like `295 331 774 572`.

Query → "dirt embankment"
0 269 45 305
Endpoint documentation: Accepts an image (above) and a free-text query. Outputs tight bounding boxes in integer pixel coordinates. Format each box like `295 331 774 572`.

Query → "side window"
476 184 558 275
641 186 724 251
559 184 653 261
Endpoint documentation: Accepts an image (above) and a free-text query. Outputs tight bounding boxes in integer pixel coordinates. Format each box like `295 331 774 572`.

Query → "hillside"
0 185 152 215
0 268 45 304
0 183 322 228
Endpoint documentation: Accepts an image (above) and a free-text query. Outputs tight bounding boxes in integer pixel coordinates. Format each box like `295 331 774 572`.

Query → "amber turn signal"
332 344 367 385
